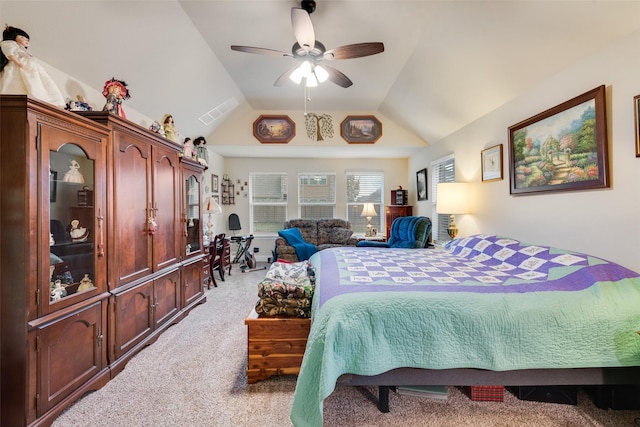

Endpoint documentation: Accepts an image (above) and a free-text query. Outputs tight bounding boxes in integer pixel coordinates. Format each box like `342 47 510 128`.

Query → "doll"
0 25 65 106
102 77 130 119
161 114 179 143
182 137 195 159
193 136 209 168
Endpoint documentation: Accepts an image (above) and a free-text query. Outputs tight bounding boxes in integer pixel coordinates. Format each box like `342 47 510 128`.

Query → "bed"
290 234 640 426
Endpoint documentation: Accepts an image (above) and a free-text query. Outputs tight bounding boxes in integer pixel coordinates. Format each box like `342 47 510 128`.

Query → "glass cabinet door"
47 142 102 309
185 174 201 256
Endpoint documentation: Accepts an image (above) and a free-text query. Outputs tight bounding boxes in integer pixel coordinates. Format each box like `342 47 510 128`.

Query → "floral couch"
274 218 359 262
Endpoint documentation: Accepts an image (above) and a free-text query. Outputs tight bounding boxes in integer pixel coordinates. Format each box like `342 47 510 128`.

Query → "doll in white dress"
0 25 65 106
161 114 179 143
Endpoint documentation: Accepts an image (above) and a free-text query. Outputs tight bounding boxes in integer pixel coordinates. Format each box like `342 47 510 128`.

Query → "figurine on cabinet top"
148 120 166 136
182 137 195 159
161 114 180 143
101 77 130 119
0 25 65 106
193 136 209 168
65 95 93 111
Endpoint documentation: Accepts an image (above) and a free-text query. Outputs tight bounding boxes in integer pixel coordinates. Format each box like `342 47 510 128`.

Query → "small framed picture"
481 144 503 182
416 168 428 201
634 94 640 157
212 174 219 194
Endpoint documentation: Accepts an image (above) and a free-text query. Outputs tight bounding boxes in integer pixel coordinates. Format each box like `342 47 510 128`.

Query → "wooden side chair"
209 233 229 287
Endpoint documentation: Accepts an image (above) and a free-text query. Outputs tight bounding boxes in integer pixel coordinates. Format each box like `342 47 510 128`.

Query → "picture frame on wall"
253 115 296 143
340 115 382 144
416 168 428 201
481 144 503 182
634 94 640 157
508 85 609 195
212 174 219 194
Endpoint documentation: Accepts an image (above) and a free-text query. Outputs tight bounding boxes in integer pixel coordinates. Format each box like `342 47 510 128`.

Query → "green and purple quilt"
290 235 640 426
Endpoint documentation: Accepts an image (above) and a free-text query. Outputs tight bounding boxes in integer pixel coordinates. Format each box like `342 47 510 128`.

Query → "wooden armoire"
0 96 207 427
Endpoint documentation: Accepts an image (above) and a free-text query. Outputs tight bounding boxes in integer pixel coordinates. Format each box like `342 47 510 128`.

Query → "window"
250 173 288 234
346 172 384 234
430 154 455 242
298 173 336 219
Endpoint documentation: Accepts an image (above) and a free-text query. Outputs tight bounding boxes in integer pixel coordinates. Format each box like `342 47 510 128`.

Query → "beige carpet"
53 264 640 427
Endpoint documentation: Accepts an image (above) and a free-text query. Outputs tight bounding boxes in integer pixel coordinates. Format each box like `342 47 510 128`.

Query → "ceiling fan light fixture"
289 66 304 84
306 72 318 87
314 65 329 83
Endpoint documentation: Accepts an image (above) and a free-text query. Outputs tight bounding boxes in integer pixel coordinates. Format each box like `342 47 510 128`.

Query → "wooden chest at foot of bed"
245 308 311 384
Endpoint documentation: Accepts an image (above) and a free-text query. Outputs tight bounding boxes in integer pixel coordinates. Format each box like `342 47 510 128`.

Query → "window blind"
298 173 336 219
430 154 455 242
346 172 384 234
250 173 288 234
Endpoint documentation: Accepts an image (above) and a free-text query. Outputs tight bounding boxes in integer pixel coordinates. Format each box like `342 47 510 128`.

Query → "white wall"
409 28 640 272
214 157 408 261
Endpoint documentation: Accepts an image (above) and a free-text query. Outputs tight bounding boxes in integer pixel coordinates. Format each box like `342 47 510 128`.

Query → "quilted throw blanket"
290 235 640 426
254 260 315 318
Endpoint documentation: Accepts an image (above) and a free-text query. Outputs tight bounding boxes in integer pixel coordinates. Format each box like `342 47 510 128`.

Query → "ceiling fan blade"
291 7 315 52
274 66 299 87
324 42 385 60
231 45 292 57
322 65 353 88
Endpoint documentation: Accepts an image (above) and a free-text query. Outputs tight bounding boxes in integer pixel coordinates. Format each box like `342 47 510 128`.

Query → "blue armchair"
357 216 431 249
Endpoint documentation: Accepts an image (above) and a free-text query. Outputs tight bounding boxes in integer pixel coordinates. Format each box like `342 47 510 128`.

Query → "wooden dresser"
245 309 311 383
385 205 413 237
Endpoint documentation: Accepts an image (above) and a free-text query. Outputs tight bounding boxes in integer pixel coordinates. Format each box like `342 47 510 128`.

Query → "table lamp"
361 203 378 237
435 182 469 239
203 196 222 242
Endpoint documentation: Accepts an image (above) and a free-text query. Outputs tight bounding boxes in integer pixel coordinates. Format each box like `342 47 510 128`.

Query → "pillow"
330 227 353 244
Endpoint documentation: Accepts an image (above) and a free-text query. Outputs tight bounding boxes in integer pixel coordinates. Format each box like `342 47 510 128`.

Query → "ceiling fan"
230 0 384 88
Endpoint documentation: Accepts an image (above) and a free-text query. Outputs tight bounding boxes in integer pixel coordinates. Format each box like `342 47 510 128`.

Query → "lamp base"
447 214 459 239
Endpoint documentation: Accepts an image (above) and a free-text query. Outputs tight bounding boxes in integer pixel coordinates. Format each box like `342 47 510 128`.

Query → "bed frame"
338 366 640 412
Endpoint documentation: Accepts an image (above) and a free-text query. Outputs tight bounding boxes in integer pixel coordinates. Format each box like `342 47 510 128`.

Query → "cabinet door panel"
182 260 204 308
154 269 181 328
40 124 107 316
113 135 152 285
152 147 180 270
37 300 106 415
112 281 153 359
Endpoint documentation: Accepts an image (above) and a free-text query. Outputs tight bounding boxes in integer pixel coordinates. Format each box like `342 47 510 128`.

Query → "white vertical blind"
430 154 455 242
346 172 384 234
298 173 336 219
250 172 288 234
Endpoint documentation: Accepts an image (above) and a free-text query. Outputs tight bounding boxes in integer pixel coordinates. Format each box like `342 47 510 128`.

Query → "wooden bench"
245 308 311 383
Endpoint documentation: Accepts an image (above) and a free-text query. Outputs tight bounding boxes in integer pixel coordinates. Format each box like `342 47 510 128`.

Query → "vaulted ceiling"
4 1 640 158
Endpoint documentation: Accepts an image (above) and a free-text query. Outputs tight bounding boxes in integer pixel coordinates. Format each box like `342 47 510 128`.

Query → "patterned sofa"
274 218 359 262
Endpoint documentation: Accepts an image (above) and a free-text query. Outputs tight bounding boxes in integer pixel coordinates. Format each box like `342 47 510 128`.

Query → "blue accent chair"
357 216 432 249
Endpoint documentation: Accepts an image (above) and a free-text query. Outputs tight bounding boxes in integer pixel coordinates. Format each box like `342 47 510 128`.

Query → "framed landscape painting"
253 115 295 143
508 85 609 195
340 115 382 144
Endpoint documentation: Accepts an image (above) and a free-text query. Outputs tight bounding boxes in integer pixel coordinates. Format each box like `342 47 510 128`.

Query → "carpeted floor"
53 263 640 427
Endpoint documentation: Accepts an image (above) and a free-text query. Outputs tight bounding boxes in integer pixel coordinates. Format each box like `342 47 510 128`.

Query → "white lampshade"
314 65 329 83
436 182 469 239
436 183 470 215
306 72 318 87
361 203 377 217
204 196 222 213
